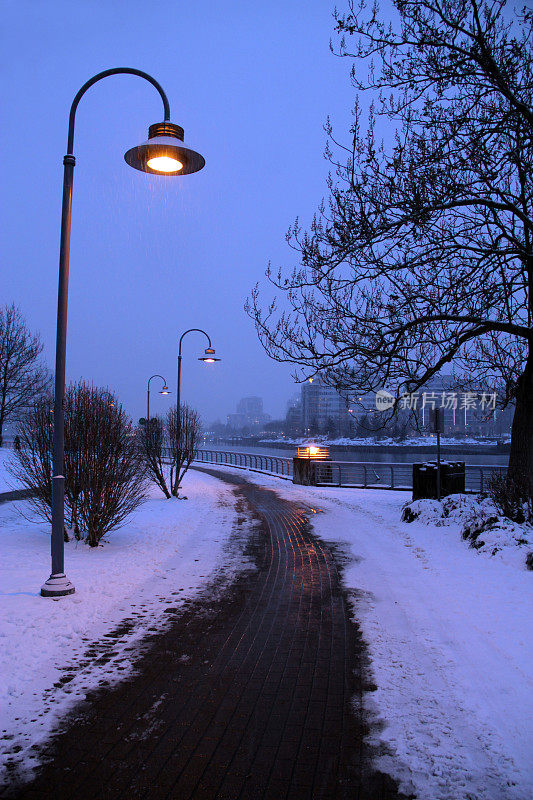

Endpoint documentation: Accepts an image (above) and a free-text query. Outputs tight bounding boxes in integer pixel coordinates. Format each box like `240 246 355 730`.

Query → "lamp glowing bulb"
146 156 183 173
308 446 319 456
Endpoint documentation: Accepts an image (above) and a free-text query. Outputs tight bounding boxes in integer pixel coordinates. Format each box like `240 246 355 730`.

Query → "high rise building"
301 379 350 435
227 396 271 432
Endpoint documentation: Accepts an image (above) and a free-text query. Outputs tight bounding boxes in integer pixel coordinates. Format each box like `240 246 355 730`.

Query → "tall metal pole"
176 328 212 413
436 408 442 502
174 329 212 494
177 354 183 417
41 68 171 598
41 155 76 596
147 374 168 422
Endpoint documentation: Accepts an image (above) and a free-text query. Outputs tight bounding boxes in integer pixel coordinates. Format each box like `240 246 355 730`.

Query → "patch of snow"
402 494 532 569
0 470 250 784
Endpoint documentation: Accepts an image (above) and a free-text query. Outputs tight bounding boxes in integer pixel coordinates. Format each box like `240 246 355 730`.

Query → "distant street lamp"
177 329 220 414
42 68 205 598
147 374 171 422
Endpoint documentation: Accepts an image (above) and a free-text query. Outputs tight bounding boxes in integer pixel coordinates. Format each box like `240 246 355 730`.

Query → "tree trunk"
508 347 533 495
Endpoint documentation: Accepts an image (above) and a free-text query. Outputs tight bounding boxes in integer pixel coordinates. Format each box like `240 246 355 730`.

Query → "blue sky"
1 0 355 423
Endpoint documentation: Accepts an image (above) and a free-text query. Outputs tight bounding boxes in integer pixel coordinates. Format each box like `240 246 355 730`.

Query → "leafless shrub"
138 417 171 498
8 383 147 545
7 395 54 523
167 404 202 497
487 471 533 525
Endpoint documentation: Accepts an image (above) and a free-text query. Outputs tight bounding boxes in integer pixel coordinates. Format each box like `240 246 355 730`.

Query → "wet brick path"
4 469 408 800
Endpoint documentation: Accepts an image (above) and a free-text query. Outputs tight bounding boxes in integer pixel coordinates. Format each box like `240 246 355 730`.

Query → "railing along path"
193 450 506 493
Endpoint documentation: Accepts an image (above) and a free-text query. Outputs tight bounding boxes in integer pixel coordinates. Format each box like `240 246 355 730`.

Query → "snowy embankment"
259 434 502 447
198 464 532 800
0 467 248 784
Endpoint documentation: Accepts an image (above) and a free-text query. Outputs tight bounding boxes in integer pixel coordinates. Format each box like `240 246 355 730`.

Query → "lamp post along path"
176 329 221 415
147 374 170 422
41 68 205 598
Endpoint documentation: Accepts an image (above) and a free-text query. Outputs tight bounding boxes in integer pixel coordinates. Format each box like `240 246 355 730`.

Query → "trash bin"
412 462 438 500
412 461 465 500
441 461 465 495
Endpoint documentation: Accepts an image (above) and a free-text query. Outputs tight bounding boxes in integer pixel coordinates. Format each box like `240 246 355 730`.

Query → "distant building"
410 375 514 437
285 395 302 435
368 374 515 438
301 379 350 436
227 396 271 432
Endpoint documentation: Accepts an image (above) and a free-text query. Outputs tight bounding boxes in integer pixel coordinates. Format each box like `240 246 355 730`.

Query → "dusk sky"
1 0 355 425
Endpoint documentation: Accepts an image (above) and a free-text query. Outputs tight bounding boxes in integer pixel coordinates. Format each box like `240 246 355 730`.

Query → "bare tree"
8 383 147 546
7 395 54 524
138 417 171 498
0 304 50 446
168 404 202 497
248 0 533 493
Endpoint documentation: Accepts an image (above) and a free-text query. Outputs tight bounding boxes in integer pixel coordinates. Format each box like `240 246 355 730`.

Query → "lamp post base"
40 573 75 597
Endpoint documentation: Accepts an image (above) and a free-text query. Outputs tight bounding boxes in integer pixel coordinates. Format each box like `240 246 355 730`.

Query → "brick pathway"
4 469 409 800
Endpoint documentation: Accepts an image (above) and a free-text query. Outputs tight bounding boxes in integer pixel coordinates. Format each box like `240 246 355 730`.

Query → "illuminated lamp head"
124 122 205 176
198 347 221 363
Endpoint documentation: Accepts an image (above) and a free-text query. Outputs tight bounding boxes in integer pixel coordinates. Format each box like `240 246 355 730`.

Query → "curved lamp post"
177 329 220 413
41 68 205 598
147 374 171 422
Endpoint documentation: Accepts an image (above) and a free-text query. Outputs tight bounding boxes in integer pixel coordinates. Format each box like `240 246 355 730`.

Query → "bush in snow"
8 383 146 546
402 494 532 568
487 470 532 525
168 404 202 497
138 416 171 498
138 404 201 499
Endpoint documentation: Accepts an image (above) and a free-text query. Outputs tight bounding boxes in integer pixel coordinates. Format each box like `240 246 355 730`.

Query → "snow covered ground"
0 449 20 493
1 454 531 799
195 464 532 800
0 469 250 784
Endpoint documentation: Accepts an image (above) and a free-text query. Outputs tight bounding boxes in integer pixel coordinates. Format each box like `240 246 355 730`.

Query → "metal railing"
194 449 293 479
193 450 507 493
312 461 506 492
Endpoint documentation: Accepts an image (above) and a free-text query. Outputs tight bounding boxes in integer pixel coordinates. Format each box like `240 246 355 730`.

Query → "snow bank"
197 464 533 800
259 435 500 447
0 471 249 784
402 494 532 570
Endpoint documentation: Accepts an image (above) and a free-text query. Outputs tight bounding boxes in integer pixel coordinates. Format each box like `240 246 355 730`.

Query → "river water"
201 442 509 467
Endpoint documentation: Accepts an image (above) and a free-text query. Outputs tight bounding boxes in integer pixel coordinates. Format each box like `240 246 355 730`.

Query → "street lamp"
147 374 171 422
177 329 220 414
41 68 205 598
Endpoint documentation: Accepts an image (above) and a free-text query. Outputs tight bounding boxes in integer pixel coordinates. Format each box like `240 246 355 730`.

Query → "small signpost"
429 408 444 500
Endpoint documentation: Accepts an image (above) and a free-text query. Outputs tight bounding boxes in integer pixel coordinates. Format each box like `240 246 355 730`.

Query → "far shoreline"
215 438 511 457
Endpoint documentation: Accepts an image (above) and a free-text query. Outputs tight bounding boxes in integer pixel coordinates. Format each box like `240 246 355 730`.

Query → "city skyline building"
301 379 351 436
227 396 271 432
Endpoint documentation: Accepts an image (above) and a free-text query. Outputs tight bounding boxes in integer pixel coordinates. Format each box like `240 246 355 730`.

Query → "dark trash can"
441 461 465 496
412 461 465 500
